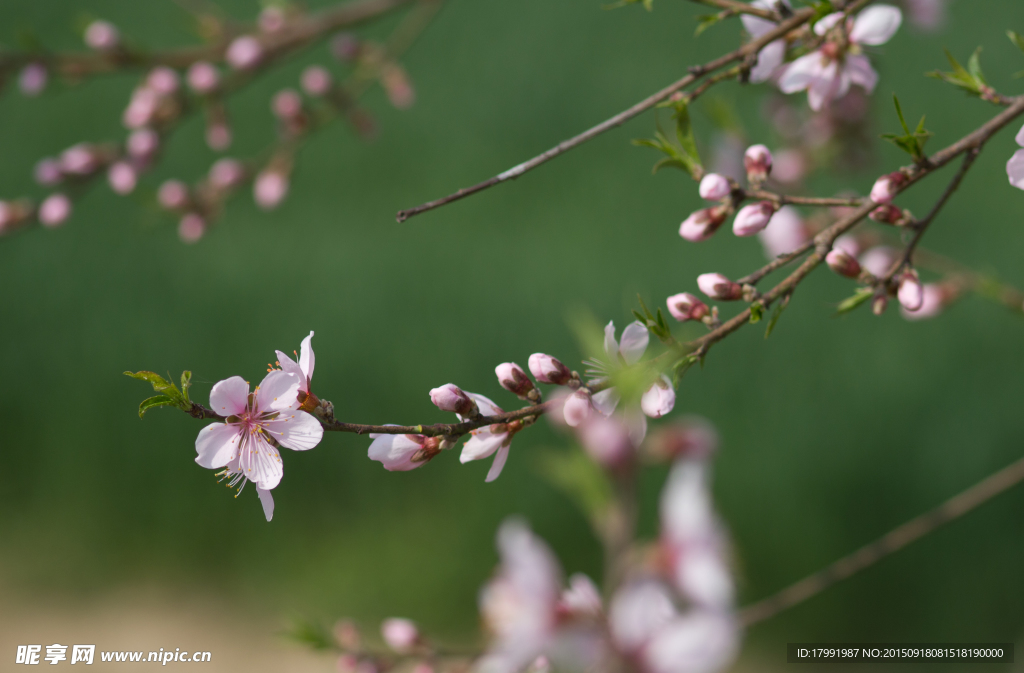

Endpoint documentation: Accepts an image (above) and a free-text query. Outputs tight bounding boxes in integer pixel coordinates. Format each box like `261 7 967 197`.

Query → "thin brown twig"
688 0 779 20
743 188 866 208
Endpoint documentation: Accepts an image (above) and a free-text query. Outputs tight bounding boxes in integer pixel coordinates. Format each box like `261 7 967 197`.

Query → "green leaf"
927 48 986 97
967 47 987 85
882 95 931 161
180 370 192 403
673 102 702 175
1009 30 1024 54
765 292 792 338
835 287 874 315
538 450 613 530
138 395 177 418
124 370 182 399
892 94 910 135
695 14 720 37
749 301 764 324
285 618 335 651
632 309 647 324
672 354 700 385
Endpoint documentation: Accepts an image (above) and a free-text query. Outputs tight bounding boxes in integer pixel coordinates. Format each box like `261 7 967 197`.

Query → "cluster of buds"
327 618 435 673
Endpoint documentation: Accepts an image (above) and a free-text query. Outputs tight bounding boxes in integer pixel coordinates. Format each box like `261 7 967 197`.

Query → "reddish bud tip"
528 353 572 385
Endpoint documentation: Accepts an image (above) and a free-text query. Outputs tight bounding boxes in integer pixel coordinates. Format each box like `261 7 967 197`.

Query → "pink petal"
257 487 275 521
813 12 846 36
255 370 301 413
210 376 249 416
485 443 511 482
461 429 507 462
845 54 878 92
195 423 242 469
603 321 619 359
299 331 315 381
466 392 503 417
1007 149 1024 190
239 434 284 490
591 388 621 416
368 434 425 471
641 376 676 418
643 613 738 673
777 51 826 94
274 349 305 384
1016 124 1024 148
264 409 323 451
618 321 650 365
749 39 786 84
851 4 902 45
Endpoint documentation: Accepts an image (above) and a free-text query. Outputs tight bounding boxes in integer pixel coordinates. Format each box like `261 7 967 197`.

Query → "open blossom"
757 206 807 258
368 431 441 472
666 293 709 322
577 414 634 468
1007 125 1024 190
275 331 315 397
697 273 742 301
528 353 571 385
698 173 731 201
460 393 519 482
732 201 775 237
679 206 728 242
778 5 902 111
740 0 793 83
195 370 323 521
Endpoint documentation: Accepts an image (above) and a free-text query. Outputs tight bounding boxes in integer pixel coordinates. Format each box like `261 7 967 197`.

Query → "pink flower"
429 383 476 415
528 353 571 385
127 128 160 160
368 432 439 471
272 89 304 120
1007 124 1024 190
205 121 232 151
19 63 47 97
107 161 137 195
577 414 634 468
187 62 220 94
558 574 603 619
740 1 793 83
496 362 535 399
195 370 323 521
84 20 120 51
905 0 946 31
825 248 861 278
226 36 264 70
771 148 806 184
275 331 315 397
732 201 775 237
757 206 807 258
38 194 72 227
122 87 160 129
743 144 773 183
158 179 190 211
778 5 902 110
698 173 731 201
209 158 246 190
60 143 99 175
34 158 63 186
901 283 945 320
870 171 907 203
897 270 924 311
460 393 517 482
697 273 743 301
254 170 289 210
381 619 419 653
666 293 709 322
147 67 180 96
562 389 593 427
301 66 333 97
178 213 205 243
679 206 727 242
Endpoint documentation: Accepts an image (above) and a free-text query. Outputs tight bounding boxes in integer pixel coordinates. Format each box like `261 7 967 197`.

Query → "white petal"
641 375 676 418
844 54 878 92
368 434 424 471
299 331 315 381
626 408 648 447
851 4 902 45
1016 124 1024 148
255 370 301 413
608 581 677 654
466 392 504 417
238 434 284 490
673 546 734 610
591 388 621 416
274 349 305 383
264 409 323 451
776 51 826 94
741 13 774 39
813 12 845 35
485 443 511 482
618 321 650 365
257 487 275 522
643 612 739 673
603 321 618 358
806 61 842 111
461 429 507 462
1007 149 1024 189
749 39 785 83
209 376 249 416
195 423 242 469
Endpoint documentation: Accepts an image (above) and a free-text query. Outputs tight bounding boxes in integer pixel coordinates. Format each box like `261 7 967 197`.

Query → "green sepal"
836 287 875 315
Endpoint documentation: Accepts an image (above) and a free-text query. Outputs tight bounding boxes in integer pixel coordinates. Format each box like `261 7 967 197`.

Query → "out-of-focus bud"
301 65 333 97
679 206 727 242
744 144 772 183
495 362 535 398
380 618 419 653
646 416 719 462
331 33 360 61
205 120 232 151
757 206 807 258
187 61 220 95
901 283 946 320
771 148 806 184
38 193 72 227
429 383 477 416
578 415 633 468
34 158 63 186
825 248 861 278
870 171 907 204
123 87 160 129
381 65 414 109
225 36 264 70
528 353 571 385
897 270 924 311
563 389 593 427
84 20 120 52
732 201 775 237
641 376 676 419
336 655 358 673
158 179 190 211
859 245 898 277
697 273 742 301
872 291 888 315
60 143 99 175
869 203 903 225
259 6 287 33
208 158 246 190
333 620 361 651
272 89 303 120
832 233 860 257
698 173 731 201
147 67 180 96
127 128 160 161
253 169 289 210
19 63 47 97
178 213 206 243
107 161 137 195
666 292 709 322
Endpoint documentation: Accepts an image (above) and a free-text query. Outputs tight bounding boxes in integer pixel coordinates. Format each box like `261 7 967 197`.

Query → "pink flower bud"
870 171 907 204
301 65 333 97
158 179 190 211
272 89 303 120
897 270 924 311
647 417 719 461
697 273 742 301
429 383 476 415
209 158 246 190
187 61 220 94
178 213 206 243
84 20 120 52
641 376 676 418
38 193 72 227
732 201 775 237
869 204 903 224
757 206 807 258
146 66 180 95
859 246 898 277
698 173 731 201
122 88 159 129
744 144 772 183
225 36 263 70
259 6 287 33
528 353 571 385
666 292 709 322
382 66 415 109
901 283 945 320
107 161 137 195
19 63 47 97
205 121 232 151
833 233 860 257
578 415 633 468
380 618 418 653
495 362 535 398
825 248 861 278
679 206 727 242
331 33 360 61
562 389 593 427
127 128 160 160
0 201 14 233
254 170 289 210
34 158 63 186
60 143 99 175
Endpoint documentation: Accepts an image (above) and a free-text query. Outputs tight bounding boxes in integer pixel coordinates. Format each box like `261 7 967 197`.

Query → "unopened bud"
732 201 775 237
19 63 47 97
744 144 773 183
429 383 477 415
902 283 946 320
34 158 63 186
872 291 888 315
209 158 246 190
205 120 232 151
38 193 72 227
187 61 220 94
495 362 534 398
825 248 861 278
158 179 190 211
301 65 333 97
859 245 898 277
127 128 160 163
147 67 180 96
272 89 303 120
679 206 727 242
226 36 263 70
641 376 676 418
696 273 743 301
259 6 287 33
178 213 206 243
382 66 415 109
870 171 907 204
122 87 160 129
666 292 709 322
698 173 731 201
897 270 924 311
60 143 99 175
331 33 360 61
833 233 860 257
646 416 719 462
562 389 593 427
84 20 120 52
380 618 418 653
107 161 138 195
869 204 903 225
254 170 289 210
528 353 571 385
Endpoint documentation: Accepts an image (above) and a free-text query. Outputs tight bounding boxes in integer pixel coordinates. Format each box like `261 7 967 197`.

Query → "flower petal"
210 376 249 417
264 409 323 451
299 330 315 381
845 54 878 92
749 39 786 83
1016 124 1024 148
591 388 621 416
618 321 650 365
813 11 845 35
485 443 511 482
806 61 843 111
1007 149 1024 190
627 410 648 447
274 349 305 384
465 391 504 417
368 434 425 471
603 321 619 359
641 375 676 418
257 487 275 522
777 51 826 94
195 422 242 469
237 434 283 490
255 369 301 413
461 429 507 463
850 4 902 45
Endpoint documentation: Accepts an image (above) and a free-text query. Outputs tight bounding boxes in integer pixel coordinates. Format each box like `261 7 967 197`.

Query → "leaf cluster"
124 370 194 418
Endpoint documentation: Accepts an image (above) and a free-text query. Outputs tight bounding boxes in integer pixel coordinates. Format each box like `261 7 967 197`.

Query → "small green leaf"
695 14 720 37
835 287 874 315
672 354 700 385
882 96 931 161
749 302 764 323
893 94 910 135
138 395 177 418
967 47 987 85
125 370 182 399
673 102 701 174
636 294 654 321
765 292 792 338
285 618 335 651
927 48 986 97
180 370 192 403
631 309 647 325
1009 30 1024 54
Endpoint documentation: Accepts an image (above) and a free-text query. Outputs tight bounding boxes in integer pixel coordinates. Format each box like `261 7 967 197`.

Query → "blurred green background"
2 0 1024 669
